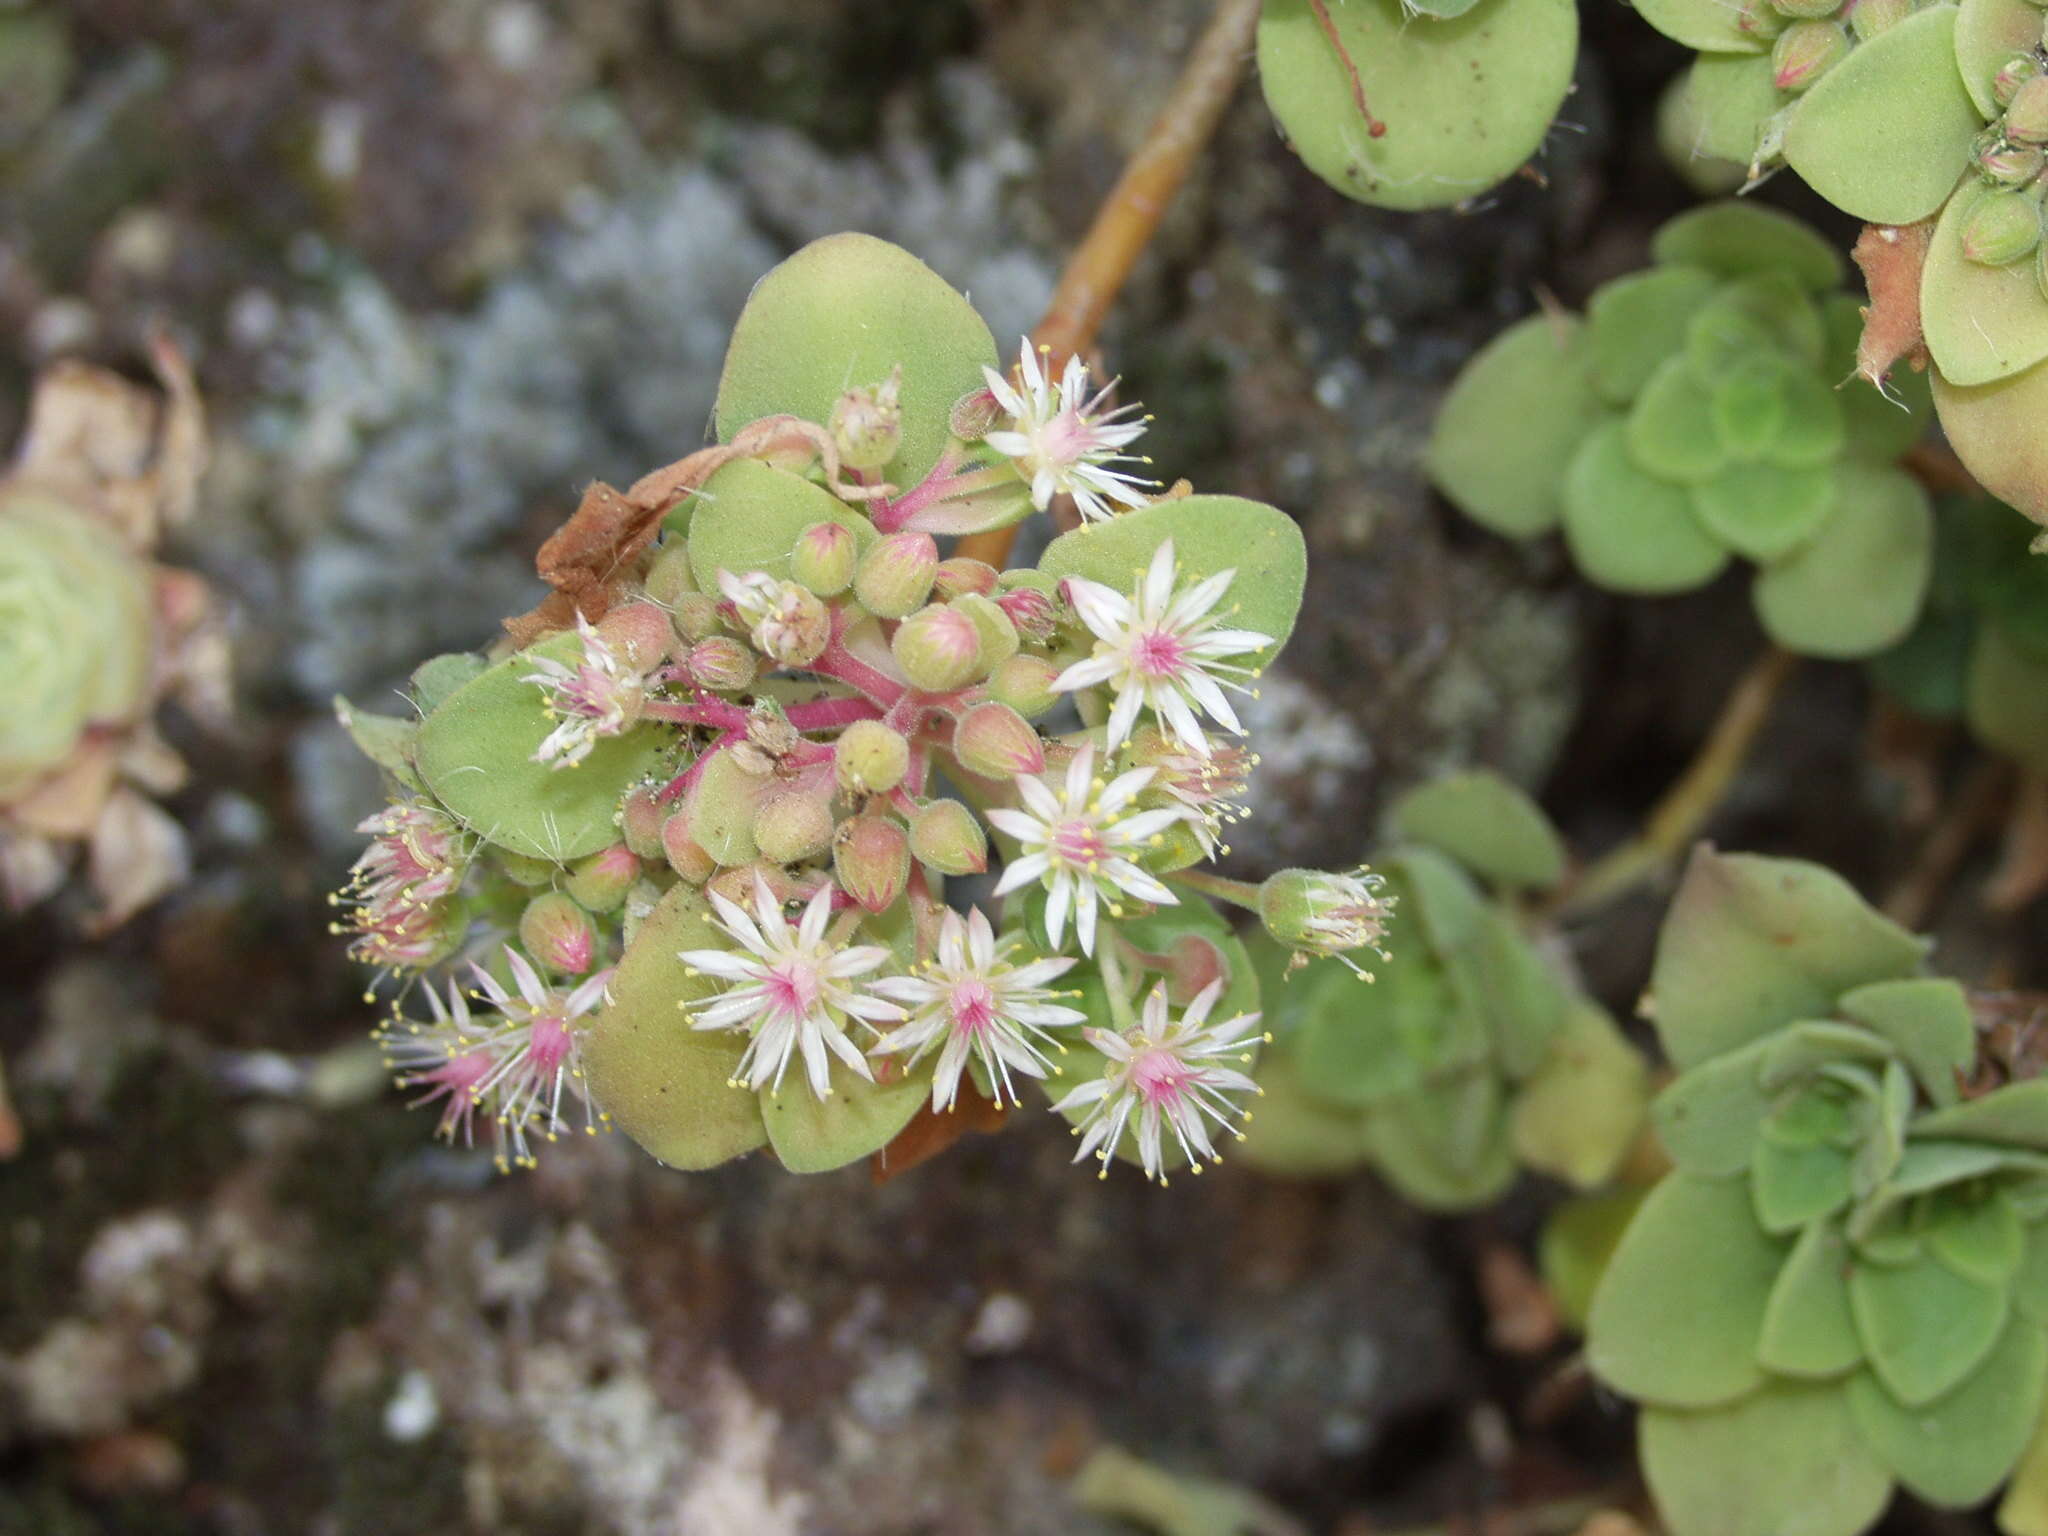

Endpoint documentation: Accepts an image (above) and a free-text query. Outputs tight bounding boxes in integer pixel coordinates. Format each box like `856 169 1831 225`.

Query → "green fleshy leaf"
1692 461 1836 564
1447 904 1569 1078
1674 54 1784 167
1292 937 1435 1107
1868 606 1975 719
687 458 877 593
1255 0 1578 211
1386 768 1567 889
1645 847 1928 1071
1388 844 1488 957
2020 1221 2048 1324
1759 1218 1866 1377
1928 1191 2026 1285
1633 0 1768 49
1651 1035 1776 1177
1757 1020 1896 1091
1640 1381 1894 1536
1712 365 1788 459
1038 495 1305 675
581 884 768 1169
1915 1080 2048 1149
410 652 489 715
1752 462 1932 659
1427 313 1601 537
1923 181 2048 389
1510 1002 1650 1188
714 232 996 486
1764 368 1848 469
687 748 766 867
1850 1247 2010 1405
1541 1187 1651 1333
1562 418 1732 594
1853 1142 2043 1246
1237 1035 1378 1177
1782 4 1979 227
2006 1400 2048 1536
1753 1132 1855 1233
1931 359 2048 534
1362 1068 1519 1210
1587 1172 1786 1408
1588 265 1723 405
1630 356 1729 484
1850 1315 2047 1508
334 696 420 788
1838 978 1975 1108
1653 202 1848 292
1690 275 1827 372
1968 621 2048 775
759 1056 932 1174
1958 496 2048 661
1956 0 2045 120
414 633 671 862
1823 294 1933 461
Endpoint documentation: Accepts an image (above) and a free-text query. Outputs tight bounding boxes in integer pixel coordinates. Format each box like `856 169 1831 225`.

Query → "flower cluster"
337 232 1392 1183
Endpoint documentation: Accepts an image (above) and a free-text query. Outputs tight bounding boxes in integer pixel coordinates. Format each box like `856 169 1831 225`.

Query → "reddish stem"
1308 0 1386 137
644 698 751 730
785 695 885 731
871 450 966 533
656 731 736 804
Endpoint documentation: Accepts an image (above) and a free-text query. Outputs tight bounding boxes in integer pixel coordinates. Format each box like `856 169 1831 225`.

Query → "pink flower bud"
891 605 981 692
621 786 668 860
951 592 1019 677
994 584 1059 644
753 792 836 863
986 653 1061 719
833 815 911 913
1996 52 2043 109
835 720 911 795
791 521 858 596
1963 188 2043 267
595 602 676 673
1845 0 1908 41
854 532 939 619
952 701 1046 779
932 557 999 601
908 798 988 875
829 366 903 472
1771 20 1847 91
687 636 756 692
2009 76 2048 144
519 891 598 975
949 385 1003 442
662 814 717 882
644 543 698 606
566 843 640 912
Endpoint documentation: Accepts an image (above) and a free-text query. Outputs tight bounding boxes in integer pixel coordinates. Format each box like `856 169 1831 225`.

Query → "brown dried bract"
869 1087 1010 1184
1850 220 1933 391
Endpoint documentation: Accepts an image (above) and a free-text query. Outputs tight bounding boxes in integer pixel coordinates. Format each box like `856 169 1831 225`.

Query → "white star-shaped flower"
1052 978 1265 1184
986 744 1187 956
868 906 1087 1111
678 876 904 1099
981 339 1152 523
523 616 646 770
1051 539 1272 755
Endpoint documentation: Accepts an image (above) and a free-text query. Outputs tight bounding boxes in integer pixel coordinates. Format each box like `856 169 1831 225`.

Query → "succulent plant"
1239 771 1650 1206
1586 845 2048 1536
1428 202 1937 659
1255 0 1579 210
340 233 1394 1181
0 345 223 930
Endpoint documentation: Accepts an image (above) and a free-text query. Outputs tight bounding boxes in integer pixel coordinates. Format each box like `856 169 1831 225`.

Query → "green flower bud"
671 590 724 643
1963 188 2044 265
949 384 1003 442
1771 20 1848 90
1768 0 1839 17
0 493 153 801
828 365 903 472
952 701 1046 780
1736 0 1787 36
790 521 858 597
932 557 999 601
620 785 668 861
1996 52 2043 109
833 814 910 912
595 601 675 674
495 849 558 887
687 636 756 693
835 719 910 795
519 890 598 975
1846 0 1909 41
2036 239 2048 302
908 798 988 875
753 792 836 864
662 813 716 882
644 541 698 606
1976 126 2047 187
986 653 1061 719
1257 867 1396 975
892 604 981 693
951 592 1019 678
853 532 938 619
2008 75 2048 143
565 843 640 912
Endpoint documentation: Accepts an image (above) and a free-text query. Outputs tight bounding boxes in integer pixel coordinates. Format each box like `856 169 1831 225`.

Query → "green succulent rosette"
1586 845 2048 1536
1239 771 1650 1207
1428 202 1936 659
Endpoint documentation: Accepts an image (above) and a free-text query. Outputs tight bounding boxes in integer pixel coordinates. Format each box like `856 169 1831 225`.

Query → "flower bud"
892 604 981 692
687 636 756 692
754 792 836 864
1977 127 2047 187
829 366 903 472
1963 188 2043 265
1997 52 2043 109
1258 867 1396 976
621 785 668 860
644 542 698 606
986 653 1062 719
566 843 640 912
835 720 911 796
953 701 1046 779
1736 0 1786 37
1771 20 1848 90
1846 0 1909 40
949 385 1003 442
994 584 1059 645
718 570 829 666
621 877 665 950
951 592 1019 677
596 601 675 673
671 590 723 643
908 798 988 875
519 891 598 975
834 815 910 912
932 557 999 601
662 813 717 882
2036 239 2048 302
1768 0 1838 17
496 850 557 887
853 532 939 619
2009 75 2048 143
791 521 858 597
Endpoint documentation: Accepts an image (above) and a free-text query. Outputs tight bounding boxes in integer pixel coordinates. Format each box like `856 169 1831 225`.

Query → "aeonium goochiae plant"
1238 770 1651 1209
335 232 1398 1182
1583 845 2048 1536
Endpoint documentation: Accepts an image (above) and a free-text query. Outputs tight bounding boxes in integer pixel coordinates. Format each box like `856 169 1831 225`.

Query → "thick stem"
1168 868 1263 912
1555 648 1800 917
785 695 883 732
809 612 907 706
954 0 1261 571
643 698 750 730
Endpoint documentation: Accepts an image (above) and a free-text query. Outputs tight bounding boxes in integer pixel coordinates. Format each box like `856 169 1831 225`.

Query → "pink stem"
785 695 885 731
644 699 751 730
656 731 736 804
871 449 964 533
810 619 907 706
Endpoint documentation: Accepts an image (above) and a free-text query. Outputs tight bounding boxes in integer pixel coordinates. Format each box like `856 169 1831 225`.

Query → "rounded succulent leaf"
1588 266 1722 405
1924 181 2048 387
1967 620 2048 773
686 458 877 594
1630 356 1729 484
1509 1002 1650 1188
1691 460 1836 563
414 633 671 862
1426 313 1602 536
1837 977 1975 1108
1751 461 1933 658
1932 358 2048 529
1444 904 1569 1077
1385 768 1567 890
1254 0 1578 211
1848 1315 2048 1507
760 1058 933 1174
714 232 996 486
687 749 767 866
1782 5 1980 226
1848 1246 2009 1404
1762 368 1848 468
1236 1033 1379 1177
1753 1128 1856 1232
1540 1187 1650 1331
1913 1078 2048 1148
1759 1218 1866 1377
1635 0 1769 49
1653 201 1849 291
1653 1034 1777 1176
1361 1067 1519 1209
2007 1407 2048 1536
1675 54 1785 166
1561 420 1732 594
1955 0 2044 119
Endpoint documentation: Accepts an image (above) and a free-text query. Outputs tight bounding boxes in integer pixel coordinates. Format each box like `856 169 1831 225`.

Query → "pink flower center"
1132 628 1186 679
764 960 822 1022
949 978 997 1038
1129 1047 1196 1105
527 1015 576 1078
1050 817 1109 868
1039 407 1099 467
